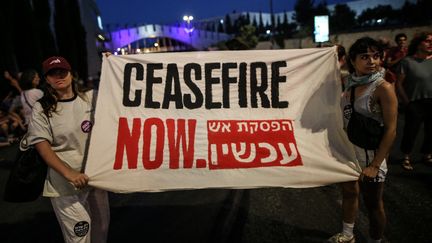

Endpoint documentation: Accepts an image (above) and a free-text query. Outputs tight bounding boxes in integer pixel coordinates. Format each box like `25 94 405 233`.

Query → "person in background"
329 37 398 243
385 33 408 72
27 56 110 243
384 33 408 84
396 32 432 170
0 98 26 139
374 37 398 86
377 36 391 63
337 44 349 90
4 69 43 126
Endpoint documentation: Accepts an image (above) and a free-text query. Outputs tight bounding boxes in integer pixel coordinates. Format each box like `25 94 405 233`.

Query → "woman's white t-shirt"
21 88 43 125
27 91 94 197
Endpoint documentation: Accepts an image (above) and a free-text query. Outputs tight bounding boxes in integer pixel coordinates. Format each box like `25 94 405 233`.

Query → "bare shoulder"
376 80 394 93
375 80 397 102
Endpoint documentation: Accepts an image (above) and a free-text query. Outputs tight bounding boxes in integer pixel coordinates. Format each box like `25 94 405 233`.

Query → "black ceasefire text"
122 61 289 109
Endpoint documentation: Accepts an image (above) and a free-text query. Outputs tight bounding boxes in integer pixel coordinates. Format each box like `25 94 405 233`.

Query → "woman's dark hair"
336 44 346 62
347 37 383 73
408 32 432 56
19 69 38 90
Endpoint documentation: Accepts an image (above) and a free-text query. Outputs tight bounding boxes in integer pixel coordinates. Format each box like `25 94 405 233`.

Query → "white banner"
85 47 360 193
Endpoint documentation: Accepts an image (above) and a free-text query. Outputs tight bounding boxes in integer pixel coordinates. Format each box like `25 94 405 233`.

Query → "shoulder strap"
81 90 97 173
350 87 356 111
23 91 33 109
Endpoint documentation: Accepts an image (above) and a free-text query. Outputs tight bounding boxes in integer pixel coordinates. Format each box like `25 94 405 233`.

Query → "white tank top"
342 79 384 125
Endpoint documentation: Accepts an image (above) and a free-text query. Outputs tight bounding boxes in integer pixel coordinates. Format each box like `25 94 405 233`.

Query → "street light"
183 15 194 33
182 15 194 49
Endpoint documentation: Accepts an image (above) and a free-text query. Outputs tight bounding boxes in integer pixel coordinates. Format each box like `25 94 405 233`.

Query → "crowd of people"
0 70 41 148
0 31 430 243
0 69 89 148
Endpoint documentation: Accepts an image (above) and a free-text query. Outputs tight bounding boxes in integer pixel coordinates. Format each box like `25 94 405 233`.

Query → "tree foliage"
294 0 315 28
398 1 432 25
315 0 329 16
219 25 258 50
294 0 329 36
357 5 393 26
330 4 356 32
355 1 432 27
224 14 233 34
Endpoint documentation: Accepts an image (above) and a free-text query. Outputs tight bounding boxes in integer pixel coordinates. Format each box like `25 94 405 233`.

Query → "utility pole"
269 0 275 48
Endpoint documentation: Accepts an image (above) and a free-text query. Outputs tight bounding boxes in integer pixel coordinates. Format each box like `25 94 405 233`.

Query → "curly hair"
408 32 432 56
19 69 39 90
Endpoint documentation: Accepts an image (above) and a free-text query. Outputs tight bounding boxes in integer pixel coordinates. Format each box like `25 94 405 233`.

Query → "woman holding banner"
27 56 110 243
329 37 398 243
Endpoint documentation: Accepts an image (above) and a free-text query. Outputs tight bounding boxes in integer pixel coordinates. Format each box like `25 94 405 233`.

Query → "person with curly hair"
396 32 432 170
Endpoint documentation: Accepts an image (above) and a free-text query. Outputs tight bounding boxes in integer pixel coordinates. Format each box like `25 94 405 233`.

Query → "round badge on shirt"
81 120 93 133
74 221 89 237
343 104 352 120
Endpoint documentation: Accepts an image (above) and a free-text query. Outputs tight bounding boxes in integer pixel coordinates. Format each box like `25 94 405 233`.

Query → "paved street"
1 114 431 243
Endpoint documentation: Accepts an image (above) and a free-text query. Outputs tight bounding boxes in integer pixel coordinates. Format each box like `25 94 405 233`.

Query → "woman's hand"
360 166 379 182
35 141 90 189
4 71 12 80
65 169 89 189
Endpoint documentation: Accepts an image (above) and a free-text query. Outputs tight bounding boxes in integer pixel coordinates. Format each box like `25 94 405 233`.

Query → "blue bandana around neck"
345 69 385 91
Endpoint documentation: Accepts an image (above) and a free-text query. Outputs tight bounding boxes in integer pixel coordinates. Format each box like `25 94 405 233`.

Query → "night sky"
96 0 351 28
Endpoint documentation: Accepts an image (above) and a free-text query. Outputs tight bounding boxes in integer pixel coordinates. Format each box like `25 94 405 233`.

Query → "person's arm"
4 71 22 93
8 111 22 122
0 117 9 124
395 73 409 105
8 111 26 130
361 82 398 179
35 140 89 189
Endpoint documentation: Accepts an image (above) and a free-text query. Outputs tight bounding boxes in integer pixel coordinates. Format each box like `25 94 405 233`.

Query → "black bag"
3 144 47 202
347 87 384 150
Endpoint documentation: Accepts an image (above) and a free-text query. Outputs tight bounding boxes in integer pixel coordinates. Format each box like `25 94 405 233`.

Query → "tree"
294 0 315 29
217 22 224 33
278 12 297 38
219 25 258 50
275 15 281 34
417 0 432 23
257 12 265 35
357 5 394 27
251 16 258 29
224 14 233 34
234 15 250 32
294 0 328 36
314 0 329 16
399 1 430 25
236 25 258 49
330 4 356 32
245 13 251 25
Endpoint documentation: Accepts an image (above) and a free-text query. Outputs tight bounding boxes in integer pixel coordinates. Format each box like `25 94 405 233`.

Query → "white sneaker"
327 233 355 243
